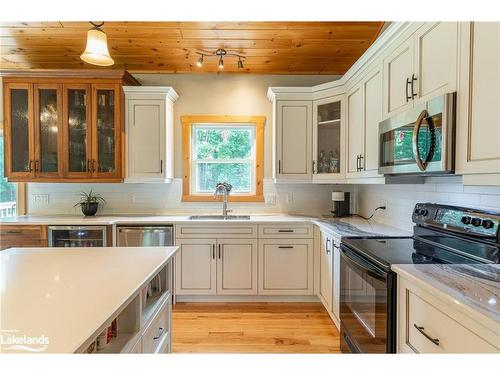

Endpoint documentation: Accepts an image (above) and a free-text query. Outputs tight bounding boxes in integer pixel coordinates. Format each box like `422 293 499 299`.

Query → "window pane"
195 127 253 160
196 163 251 193
0 135 17 217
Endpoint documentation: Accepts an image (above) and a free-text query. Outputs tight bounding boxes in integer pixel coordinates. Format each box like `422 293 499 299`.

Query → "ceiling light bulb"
238 57 244 69
80 23 114 67
218 56 224 69
196 55 203 67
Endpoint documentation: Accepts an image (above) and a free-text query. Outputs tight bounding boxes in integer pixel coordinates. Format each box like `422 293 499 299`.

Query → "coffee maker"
331 191 350 217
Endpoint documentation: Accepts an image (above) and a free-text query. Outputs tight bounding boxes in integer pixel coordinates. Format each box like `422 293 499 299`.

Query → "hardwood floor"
172 302 341 353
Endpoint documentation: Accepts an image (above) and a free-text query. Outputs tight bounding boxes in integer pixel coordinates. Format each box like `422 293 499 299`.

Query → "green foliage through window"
193 125 254 193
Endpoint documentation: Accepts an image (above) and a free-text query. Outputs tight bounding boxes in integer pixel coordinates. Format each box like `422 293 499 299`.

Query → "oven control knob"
461 216 471 225
414 209 420 215
420 209 428 217
471 218 482 227
482 220 494 229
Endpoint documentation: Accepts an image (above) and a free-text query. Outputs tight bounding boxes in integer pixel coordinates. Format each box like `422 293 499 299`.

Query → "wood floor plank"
172 302 341 353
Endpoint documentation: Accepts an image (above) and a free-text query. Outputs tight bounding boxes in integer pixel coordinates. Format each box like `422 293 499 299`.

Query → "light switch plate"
32 194 49 205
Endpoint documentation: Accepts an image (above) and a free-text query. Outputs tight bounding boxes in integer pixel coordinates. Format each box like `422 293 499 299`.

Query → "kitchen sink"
189 215 251 220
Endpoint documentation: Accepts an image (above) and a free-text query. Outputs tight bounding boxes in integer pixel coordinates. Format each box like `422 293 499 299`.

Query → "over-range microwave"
378 93 456 175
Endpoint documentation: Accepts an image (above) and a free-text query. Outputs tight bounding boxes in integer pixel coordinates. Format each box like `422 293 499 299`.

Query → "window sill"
182 194 264 203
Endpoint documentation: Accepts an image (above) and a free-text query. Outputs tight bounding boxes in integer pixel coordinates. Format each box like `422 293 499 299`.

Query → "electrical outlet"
128 193 136 203
32 194 49 205
265 193 276 206
286 192 294 204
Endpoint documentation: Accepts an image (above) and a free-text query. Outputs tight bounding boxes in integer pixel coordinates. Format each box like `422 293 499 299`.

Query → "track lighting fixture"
195 48 245 70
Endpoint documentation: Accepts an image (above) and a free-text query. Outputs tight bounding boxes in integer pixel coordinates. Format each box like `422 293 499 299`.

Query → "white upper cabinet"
123 87 178 183
312 95 345 182
383 22 459 119
383 37 415 118
456 22 500 183
274 100 313 182
347 64 383 179
413 22 458 104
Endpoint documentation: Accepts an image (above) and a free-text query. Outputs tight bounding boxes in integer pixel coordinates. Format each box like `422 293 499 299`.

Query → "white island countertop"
0 246 178 353
392 263 500 334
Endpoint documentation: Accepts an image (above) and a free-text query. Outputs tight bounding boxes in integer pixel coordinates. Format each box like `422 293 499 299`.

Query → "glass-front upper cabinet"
64 84 92 178
312 95 345 180
5 83 33 179
92 84 120 178
34 84 62 177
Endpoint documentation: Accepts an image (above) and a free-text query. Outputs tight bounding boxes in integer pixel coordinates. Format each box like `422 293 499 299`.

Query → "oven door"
378 93 455 175
340 245 395 353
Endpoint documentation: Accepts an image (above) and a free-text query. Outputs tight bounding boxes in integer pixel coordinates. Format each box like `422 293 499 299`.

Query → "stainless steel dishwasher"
116 225 174 247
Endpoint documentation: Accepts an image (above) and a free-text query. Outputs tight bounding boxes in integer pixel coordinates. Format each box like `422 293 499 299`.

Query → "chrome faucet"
214 182 233 217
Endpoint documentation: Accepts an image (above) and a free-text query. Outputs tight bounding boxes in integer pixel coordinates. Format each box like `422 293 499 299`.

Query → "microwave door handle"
412 110 430 171
341 247 388 281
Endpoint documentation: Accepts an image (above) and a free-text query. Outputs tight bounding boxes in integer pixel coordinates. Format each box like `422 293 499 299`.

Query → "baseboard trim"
174 295 320 303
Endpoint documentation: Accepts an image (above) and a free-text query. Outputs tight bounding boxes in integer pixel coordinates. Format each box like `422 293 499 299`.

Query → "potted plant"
74 190 106 217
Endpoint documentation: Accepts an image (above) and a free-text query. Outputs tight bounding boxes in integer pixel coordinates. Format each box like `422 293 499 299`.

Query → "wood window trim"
182 115 265 202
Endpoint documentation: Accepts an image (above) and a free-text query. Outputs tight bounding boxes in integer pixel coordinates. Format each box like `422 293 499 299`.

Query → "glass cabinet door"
92 84 120 178
34 84 62 177
313 98 343 178
5 83 33 178
64 84 91 177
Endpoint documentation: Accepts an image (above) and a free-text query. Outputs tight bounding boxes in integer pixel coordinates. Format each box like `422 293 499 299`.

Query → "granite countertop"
0 246 178 353
313 216 411 238
393 263 500 332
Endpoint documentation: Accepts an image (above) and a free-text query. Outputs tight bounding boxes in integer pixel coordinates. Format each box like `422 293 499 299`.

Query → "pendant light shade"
80 23 114 66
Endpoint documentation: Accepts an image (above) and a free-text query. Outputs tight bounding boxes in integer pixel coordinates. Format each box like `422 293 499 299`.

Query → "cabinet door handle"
87 159 91 173
358 155 364 171
218 244 222 259
406 77 412 102
413 324 440 346
355 155 360 171
153 327 165 340
326 238 331 254
160 159 163 174
212 244 215 259
312 160 316 174
278 160 281 174
278 245 294 249
92 160 97 173
411 74 418 99
34 160 39 172
278 229 294 233
28 160 34 172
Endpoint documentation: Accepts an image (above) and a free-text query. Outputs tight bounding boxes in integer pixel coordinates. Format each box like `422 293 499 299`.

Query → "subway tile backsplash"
355 176 500 232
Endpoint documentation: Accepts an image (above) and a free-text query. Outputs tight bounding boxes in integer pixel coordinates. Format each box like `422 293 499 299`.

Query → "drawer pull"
153 327 165 340
278 229 294 233
6 230 22 234
278 246 294 249
414 324 440 346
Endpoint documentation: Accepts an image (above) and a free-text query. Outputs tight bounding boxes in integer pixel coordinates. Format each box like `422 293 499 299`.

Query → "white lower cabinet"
258 238 314 295
142 298 171 354
175 238 217 295
318 230 333 310
217 238 258 295
175 238 257 296
398 276 499 353
318 229 341 327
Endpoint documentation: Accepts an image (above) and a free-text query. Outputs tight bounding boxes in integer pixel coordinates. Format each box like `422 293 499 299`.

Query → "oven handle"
341 247 388 281
412 109 436 172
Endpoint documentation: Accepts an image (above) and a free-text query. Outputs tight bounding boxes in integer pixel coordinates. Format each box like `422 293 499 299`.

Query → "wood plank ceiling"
0 22 385 74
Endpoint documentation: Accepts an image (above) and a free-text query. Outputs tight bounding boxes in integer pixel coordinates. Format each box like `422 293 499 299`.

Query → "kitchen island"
0 246 178 354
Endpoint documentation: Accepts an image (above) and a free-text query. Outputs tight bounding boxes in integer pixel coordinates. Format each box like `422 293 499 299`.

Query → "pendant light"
80 21 114 67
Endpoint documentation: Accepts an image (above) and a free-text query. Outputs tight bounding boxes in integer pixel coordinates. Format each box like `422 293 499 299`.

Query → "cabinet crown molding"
123 86 179 102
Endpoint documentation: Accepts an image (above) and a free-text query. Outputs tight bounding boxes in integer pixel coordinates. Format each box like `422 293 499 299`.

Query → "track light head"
218 56 224 69
196 55 203 67
238 57 244 69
